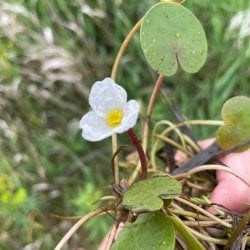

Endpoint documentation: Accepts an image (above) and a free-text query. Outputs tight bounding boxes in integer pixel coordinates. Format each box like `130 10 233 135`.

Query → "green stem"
111 134 119 185
110 19 142 185
143 75 165 152
111 19 142 79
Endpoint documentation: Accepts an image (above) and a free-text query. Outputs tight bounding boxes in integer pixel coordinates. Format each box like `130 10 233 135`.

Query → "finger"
209 176 250 213
209 149 250 213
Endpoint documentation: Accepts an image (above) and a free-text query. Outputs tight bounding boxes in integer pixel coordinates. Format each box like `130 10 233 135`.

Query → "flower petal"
89 78 127 116
79 111 113 141
114 100 140 133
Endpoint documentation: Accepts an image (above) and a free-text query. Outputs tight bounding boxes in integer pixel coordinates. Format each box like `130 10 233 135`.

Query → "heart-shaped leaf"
216 96 250 151
140 2 207 76
111 211 175 250
122 175 182 213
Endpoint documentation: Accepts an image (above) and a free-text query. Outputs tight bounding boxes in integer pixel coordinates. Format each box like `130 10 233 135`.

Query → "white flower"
79 78 140 142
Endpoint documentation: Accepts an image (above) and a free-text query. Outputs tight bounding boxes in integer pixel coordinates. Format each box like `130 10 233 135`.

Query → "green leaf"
216 96 250 151
122 175 182 213
111 211 175 250
167 215 205 250
140 2 207 76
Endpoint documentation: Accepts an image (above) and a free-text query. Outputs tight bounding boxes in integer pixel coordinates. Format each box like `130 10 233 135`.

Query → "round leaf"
122 175 182 213
216 96 250 151
140 3 207 76
111 212 175 250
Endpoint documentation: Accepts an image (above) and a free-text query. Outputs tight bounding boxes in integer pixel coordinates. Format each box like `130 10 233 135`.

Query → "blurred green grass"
0 0 249 249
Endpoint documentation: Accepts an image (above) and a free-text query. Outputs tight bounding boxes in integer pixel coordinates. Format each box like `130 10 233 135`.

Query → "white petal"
89 78 127 116
79 111 113 141
114 100 140 133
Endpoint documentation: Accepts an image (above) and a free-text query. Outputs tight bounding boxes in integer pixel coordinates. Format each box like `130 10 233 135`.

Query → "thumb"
208 149 250 214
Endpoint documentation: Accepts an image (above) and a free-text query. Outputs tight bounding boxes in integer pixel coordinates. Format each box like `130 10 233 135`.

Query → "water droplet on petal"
153 38 156 43
144 49 148 53
192 50 196 55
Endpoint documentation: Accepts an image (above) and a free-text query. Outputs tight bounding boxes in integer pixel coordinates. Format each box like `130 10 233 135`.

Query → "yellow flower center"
106 109 123 127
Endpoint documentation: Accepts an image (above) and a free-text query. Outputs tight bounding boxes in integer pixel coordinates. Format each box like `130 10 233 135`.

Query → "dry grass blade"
55 208 109 250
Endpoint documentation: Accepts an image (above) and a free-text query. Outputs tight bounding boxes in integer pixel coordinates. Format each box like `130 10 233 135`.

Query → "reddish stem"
127 128 147 180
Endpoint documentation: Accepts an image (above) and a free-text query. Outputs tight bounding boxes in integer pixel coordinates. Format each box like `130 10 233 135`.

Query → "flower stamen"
106 109 123 127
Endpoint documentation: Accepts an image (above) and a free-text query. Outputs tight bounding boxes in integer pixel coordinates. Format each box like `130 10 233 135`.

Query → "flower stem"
127 128 147 180
110 19 142 185
142 75 165 151
128 75 164 185
111 134 119 185
111 19 142 80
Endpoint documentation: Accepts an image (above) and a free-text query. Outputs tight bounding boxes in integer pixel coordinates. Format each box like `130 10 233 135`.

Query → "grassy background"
0 0 249 249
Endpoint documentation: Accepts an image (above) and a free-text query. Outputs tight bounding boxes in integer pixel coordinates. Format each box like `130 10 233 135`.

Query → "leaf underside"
216 96 250 151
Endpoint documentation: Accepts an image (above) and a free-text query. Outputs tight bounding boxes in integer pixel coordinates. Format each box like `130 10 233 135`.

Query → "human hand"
191 139 250 214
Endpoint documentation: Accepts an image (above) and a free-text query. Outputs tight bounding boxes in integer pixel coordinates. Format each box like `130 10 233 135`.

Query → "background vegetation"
0 0 249 249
